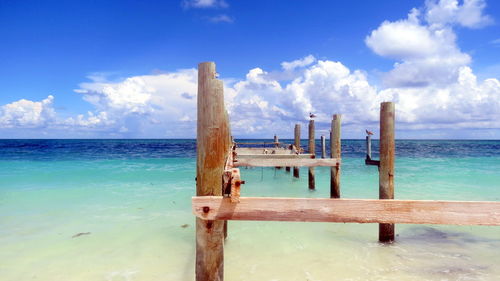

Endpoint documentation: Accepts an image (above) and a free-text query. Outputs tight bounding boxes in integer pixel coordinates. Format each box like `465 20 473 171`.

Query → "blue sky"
0 0 499 138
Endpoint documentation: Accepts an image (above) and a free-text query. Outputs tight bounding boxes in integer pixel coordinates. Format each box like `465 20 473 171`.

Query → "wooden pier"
193 62 500 281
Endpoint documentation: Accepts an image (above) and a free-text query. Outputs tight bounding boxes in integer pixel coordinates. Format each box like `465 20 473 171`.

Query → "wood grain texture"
379 102 395 242
193 197 500 226
236 154 314 159
321 135 326 159
234 158 341 167
230 168 241 203
293 124 301 178
196 62 228 281
330 114 341 198
235 147 293 155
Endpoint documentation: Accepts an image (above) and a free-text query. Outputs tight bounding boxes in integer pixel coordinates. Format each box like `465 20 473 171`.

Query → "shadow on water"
399 226 500 246
396 226 500 280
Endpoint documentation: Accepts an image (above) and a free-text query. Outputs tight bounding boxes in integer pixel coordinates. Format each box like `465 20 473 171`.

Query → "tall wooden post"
379 102 395 243
196 62 228 281
293 124 300 178
330 114 341 198
321 135 326 158
274 135 279 147
308 120 315 189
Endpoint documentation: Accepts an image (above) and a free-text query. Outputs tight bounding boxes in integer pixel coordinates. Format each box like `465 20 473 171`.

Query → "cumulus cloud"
425 0 493 28
1 1 499 138
365 4 478 87
73 69 199 137
0 95 56 128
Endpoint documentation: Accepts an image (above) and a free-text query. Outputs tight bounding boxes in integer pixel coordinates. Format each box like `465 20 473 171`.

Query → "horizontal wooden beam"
236 154 314 159
234 158 340 167
235 147 293 155
193 196 500 226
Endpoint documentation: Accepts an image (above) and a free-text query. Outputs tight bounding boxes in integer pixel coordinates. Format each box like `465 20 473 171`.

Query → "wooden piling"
330 115 341 198
379 102 395 243
274 135 279 147
196 62 228 281
321 135 326 159
293 124 300 178
308 120 315 189
366 135 372 160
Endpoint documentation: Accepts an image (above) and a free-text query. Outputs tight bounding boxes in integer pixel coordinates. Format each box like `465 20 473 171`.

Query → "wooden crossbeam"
234 158 340 167
235 147 293 155
193 196 500 226
236 154 314 159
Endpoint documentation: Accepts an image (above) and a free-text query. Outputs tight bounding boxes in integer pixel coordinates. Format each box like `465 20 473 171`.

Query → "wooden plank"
236 154 314 159
379 102 395 242
308 119 315 190
196 62 226 281
330 114 341 198
234 158 341 167
235 147 293 155
192 197 500 226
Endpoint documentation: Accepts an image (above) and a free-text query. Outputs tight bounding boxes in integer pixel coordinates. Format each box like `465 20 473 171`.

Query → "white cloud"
364 0 491 87
182 0 228 9
0 95 56 128
0 1 498 138
281 55 316 71
207 14 233 23
425 0 493 28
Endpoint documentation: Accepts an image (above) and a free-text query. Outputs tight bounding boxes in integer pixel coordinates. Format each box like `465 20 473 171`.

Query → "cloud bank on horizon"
1 0 499 138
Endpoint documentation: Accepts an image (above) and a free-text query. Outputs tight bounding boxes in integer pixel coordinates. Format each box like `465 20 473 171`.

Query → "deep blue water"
1 139 499 160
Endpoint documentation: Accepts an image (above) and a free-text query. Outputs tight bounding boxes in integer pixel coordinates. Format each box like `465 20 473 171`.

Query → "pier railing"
192 62 500 281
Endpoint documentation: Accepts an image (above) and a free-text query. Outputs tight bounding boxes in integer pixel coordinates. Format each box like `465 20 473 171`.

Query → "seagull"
309 113 316 119
366 129 374 136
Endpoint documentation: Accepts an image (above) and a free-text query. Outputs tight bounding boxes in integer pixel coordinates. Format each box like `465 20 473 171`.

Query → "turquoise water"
0 140 499 280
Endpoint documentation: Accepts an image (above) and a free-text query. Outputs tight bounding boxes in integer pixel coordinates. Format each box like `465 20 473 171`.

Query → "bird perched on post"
366 129 374 136
309 113 316 119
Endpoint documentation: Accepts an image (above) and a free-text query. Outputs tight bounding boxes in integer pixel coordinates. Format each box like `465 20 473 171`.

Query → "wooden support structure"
237 154 315 159
193 197 500 226
196 62 229 281
330 114 341 198
192 61 500 280
308 120 315 189
366 135 372 159
321 135 326 159
235 157 340 167
365 134 380 166
379 102 395 243
293 124 301 178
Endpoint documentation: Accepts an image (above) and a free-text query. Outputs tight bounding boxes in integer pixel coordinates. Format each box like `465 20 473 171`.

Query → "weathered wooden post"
274 135 279 147
196 62 228 281
293 124 301 178
366 135 372 160
379 102 395 243
308 120 315 189
321 135 326 159
330 114 341 198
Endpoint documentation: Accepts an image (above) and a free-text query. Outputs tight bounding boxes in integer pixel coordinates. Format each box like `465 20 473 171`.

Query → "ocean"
1 139 499 281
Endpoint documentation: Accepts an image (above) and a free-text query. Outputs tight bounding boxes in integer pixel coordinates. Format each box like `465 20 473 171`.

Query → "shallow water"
0 139 499 280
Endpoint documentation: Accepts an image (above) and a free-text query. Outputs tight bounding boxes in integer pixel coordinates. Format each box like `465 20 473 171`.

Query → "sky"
0 0 499 139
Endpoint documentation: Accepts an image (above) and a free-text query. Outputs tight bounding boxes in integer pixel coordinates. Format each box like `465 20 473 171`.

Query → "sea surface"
1 139 500 281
